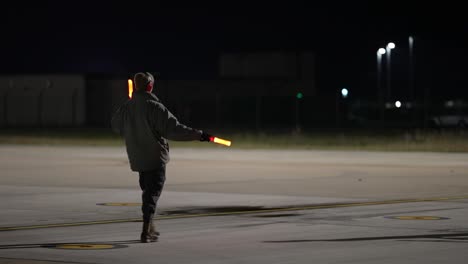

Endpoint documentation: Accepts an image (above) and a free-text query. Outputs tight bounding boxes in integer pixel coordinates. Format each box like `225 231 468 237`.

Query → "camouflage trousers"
138 164 166 223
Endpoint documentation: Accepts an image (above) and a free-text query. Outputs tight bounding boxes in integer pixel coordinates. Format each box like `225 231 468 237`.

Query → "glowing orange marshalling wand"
128 79 134 98
209 136 231 147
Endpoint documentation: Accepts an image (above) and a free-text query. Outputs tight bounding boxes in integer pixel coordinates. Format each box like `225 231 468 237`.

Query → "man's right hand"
200 132 213 142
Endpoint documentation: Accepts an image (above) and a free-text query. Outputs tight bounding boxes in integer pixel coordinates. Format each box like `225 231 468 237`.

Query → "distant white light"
341 88 349 98
388 42 396 49
445 100 455 108
378 48 386 55
395 101 402 108
385 102 392 109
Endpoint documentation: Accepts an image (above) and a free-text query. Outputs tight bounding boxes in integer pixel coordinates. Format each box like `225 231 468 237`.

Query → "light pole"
408 36 417 125
409 36 414 101
377 48 386 123
386 42 396 103
295 92 303 132
335 88 349 128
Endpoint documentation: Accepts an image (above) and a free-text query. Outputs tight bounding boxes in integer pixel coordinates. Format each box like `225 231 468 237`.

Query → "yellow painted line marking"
55 244 115 250
0 219 141 231
1 195 467 232
97 203 141 206
390 216 448 220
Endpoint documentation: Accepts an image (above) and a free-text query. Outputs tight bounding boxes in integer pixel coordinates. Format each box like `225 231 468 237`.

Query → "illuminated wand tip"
211 136 231 147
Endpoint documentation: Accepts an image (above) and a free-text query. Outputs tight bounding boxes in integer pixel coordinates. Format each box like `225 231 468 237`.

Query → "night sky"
1 2 467 100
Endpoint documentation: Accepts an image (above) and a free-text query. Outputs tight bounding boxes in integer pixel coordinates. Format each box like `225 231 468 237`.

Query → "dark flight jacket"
111 91 201 172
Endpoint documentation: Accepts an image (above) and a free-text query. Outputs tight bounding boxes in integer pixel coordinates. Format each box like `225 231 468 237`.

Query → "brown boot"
149 220 160 237
140 222 158 243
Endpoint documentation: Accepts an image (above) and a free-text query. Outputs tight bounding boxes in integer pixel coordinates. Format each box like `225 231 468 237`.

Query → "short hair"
133 72 154 91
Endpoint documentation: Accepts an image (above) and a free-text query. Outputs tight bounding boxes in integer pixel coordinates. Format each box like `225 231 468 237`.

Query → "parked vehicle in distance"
428 99 468 128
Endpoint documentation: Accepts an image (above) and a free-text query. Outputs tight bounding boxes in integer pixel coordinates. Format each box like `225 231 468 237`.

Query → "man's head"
134 72 155 93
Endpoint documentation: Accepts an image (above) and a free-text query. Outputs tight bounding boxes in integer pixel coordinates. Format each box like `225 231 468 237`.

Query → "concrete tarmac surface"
0 145 467 264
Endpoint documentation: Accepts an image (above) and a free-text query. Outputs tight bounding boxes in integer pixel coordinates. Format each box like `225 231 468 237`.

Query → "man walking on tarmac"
111 72 212 243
